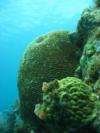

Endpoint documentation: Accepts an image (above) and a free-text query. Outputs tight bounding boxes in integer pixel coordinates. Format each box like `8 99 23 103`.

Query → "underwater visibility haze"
0 0 93 112
2 0 100 133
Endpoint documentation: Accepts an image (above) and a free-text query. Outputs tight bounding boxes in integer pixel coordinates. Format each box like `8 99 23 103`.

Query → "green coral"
18 30 80 123
34 77 97 133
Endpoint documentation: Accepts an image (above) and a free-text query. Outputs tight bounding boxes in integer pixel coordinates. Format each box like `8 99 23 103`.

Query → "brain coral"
34 77 97 133
18 30 80 123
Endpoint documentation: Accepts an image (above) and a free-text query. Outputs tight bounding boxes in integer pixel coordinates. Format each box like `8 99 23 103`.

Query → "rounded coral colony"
16 0 100 133
34 77 97 132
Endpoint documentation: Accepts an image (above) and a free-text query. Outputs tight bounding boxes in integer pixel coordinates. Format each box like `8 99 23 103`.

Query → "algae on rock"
74 2 100 131
75 28 100 133
77 7 100 48
18 30 80 123
75 28 100 89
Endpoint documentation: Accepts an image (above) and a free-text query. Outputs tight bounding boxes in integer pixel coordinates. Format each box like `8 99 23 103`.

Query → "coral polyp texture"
34 77 97 133
18 30 80 123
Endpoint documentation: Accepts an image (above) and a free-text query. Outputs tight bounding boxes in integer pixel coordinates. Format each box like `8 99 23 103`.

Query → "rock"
77 7 100 48
18 30 80 123
34 77 98 133
75 28 100 133
75 28 100 86
75 3 100 132
95 0 100 7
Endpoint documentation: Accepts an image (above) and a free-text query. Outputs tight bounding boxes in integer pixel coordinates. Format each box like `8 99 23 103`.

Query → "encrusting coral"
34 77 98 133
18 30 80 124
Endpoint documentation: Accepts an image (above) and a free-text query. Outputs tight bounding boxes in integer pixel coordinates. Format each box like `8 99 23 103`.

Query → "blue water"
0 0 93 112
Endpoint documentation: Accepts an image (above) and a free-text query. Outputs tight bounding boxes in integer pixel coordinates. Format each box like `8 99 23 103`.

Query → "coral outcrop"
75 28 100 95
75 5 100 133
77 6 100 48
18 30 80 123
34 77 97 133
17 0 100 132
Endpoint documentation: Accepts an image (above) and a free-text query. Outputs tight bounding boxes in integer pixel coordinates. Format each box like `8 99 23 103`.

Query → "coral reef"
0 101 36 133
75 28 100 94
75 29 100 133
34 77 98 133
0 112 8 133
18 30 80 123
75 4 100 132
92 102 100 133
0 108 20 133
16 0 100 132
77 6 100 48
